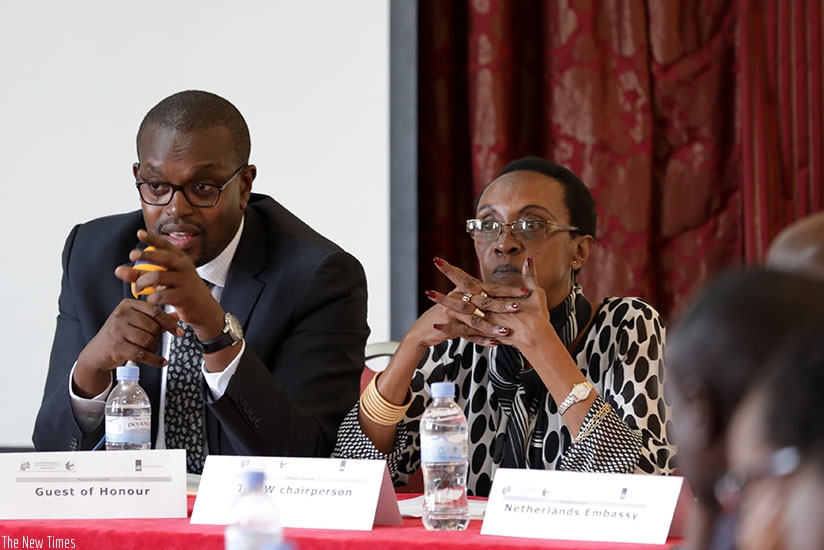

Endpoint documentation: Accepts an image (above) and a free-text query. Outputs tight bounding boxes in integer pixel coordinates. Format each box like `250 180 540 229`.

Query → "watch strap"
196 331 235 354
196 313 242 354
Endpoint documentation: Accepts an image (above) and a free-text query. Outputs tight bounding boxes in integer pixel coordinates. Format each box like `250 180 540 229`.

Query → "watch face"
226 314 244 340
573 383 591 399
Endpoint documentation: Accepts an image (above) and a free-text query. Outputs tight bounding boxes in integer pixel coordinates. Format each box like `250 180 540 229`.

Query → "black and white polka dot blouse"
333 295 676 497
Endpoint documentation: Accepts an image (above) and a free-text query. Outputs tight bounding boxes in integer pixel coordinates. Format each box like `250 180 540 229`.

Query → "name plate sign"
0 450 187 519
191 456 402 530
481 469 683 545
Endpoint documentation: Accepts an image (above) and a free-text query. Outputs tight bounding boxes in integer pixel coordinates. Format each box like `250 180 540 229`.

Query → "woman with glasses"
334 156 676 496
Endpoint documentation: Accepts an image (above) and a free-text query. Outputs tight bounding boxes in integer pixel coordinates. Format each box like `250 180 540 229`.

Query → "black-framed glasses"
714 446 801 513
135 165 247 208
466 218 580 243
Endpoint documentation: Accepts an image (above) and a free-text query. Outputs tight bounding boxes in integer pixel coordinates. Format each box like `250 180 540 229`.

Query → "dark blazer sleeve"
204 195 370 458
33 213 144 451
209 250 369 457
33 225 97 451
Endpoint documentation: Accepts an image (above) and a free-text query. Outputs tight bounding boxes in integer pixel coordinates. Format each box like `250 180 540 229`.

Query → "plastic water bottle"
225 470 283 550
420 381 470 530
105 364 151 450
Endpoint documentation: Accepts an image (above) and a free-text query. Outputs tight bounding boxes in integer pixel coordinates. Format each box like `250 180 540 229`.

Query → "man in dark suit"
33 90 370 473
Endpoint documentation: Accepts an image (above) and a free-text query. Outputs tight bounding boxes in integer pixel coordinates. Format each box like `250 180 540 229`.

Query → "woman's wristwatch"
557 381 594 415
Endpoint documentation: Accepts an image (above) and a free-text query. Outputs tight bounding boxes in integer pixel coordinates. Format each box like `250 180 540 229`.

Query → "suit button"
239 395 260 429
239 395 252 413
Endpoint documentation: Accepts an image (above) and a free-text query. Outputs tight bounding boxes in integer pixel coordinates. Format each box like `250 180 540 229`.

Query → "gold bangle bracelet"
359 371 412 426
572 402 612 445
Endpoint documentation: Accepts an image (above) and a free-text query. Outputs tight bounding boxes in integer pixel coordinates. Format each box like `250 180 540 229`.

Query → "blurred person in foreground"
724 320 824 549
33 90 370 472
665 268 824 550
334 156 676 496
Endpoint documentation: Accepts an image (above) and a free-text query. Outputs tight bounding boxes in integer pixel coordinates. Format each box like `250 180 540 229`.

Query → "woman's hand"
407 257 527 348
488 256 563 359
361 256 530 451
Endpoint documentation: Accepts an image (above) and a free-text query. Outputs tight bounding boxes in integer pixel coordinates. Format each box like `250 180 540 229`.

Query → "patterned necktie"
165 321 207 474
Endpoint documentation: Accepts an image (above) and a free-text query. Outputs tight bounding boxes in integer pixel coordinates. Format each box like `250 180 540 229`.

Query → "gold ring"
473 308 485 318
461 292 473 302
479 290 489 298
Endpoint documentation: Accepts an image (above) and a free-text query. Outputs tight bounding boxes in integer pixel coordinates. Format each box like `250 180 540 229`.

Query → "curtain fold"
417 0 823 321
417 1 475 312
739 0 824 263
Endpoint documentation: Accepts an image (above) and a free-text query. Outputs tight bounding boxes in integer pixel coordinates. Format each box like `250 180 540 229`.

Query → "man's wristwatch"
196 313 244 354
557 381 594 415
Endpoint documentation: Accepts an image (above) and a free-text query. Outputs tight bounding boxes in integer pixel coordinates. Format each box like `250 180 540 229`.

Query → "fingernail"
433 257 445 267
489 340 500 346
526 256 533 267
510 302 520 310
424 290 438 300
521 288 530 294
433 324 445 331
498 327 509 335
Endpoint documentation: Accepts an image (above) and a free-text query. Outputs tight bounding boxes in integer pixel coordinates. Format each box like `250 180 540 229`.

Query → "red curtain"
417 0 824 322
740 0 824 262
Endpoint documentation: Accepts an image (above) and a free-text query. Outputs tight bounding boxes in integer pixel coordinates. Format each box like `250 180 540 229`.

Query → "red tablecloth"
0 495 683 549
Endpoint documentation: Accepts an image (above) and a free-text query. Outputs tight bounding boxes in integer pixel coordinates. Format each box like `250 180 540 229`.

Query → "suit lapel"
219 208 266 329
204 208 266 455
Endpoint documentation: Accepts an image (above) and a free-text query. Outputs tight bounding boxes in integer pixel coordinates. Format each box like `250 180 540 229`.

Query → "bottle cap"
242 469 266 491
430 382 456 399
115 365 140 381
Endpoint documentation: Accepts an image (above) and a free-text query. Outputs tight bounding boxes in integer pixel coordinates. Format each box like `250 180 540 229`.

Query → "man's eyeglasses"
466 218 580 243
714 446 801 513
135 165 247 208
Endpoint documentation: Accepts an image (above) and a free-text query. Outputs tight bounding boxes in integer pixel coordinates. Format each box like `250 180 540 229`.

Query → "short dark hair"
760 321 824 469
667 268 824 430
136 90 251 164
478 156 597 239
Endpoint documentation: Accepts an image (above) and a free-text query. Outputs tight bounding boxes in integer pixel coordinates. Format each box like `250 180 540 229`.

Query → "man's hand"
73 298 182 398
115 229 225 341
113 229 240 374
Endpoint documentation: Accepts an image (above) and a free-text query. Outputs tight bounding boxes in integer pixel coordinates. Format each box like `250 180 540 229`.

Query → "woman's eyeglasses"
466 218 579 242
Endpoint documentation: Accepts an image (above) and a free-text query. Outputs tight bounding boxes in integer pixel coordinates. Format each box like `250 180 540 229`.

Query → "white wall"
0 0 390 447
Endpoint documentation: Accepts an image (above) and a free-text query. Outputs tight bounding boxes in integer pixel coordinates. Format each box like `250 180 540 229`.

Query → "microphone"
131 246 166 299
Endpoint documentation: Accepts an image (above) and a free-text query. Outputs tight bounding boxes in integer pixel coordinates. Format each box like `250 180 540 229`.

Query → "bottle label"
420 433 467 463
225 528 283 550
105 416 151 444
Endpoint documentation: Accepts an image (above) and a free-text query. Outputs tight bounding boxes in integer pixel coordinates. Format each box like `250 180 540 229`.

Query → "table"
0 495 683 549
